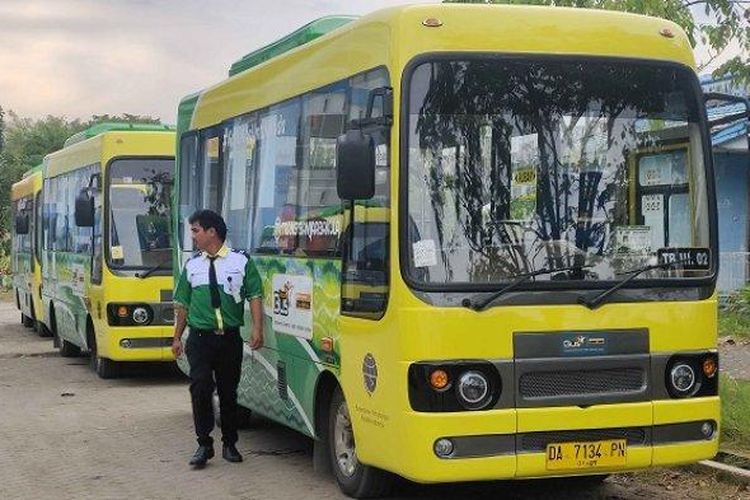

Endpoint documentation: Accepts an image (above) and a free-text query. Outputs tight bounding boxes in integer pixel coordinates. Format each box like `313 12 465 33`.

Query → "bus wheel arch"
87 317 118 379
323 381 394 498
53 306 80 358
313 370 338 476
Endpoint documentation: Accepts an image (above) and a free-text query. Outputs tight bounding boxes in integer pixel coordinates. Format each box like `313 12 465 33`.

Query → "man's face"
190 223 216 251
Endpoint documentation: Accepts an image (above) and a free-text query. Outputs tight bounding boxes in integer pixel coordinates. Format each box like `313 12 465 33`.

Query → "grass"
720 375 750 453
719 289 750 341
718 310 750 342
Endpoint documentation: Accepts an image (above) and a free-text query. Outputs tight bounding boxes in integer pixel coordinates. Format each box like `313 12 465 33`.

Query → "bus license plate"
546 439 627 470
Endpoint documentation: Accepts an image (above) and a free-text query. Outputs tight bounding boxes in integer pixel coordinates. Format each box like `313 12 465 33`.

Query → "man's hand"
171 338 183 358
249 328 263 350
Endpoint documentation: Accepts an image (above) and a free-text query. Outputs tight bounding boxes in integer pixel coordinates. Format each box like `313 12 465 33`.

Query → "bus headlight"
669 363 696 395
456 370 490 409
132 307 150 324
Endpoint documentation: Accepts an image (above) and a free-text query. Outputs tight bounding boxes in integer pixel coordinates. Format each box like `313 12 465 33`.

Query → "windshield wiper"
578 259 690 310
135 258 172 279
463 264 593 312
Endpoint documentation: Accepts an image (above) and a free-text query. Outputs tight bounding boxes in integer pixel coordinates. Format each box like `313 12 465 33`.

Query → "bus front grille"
519 367 647 399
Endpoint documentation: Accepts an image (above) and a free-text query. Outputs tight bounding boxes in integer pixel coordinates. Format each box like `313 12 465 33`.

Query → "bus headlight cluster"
408 362 500 412
665 353 719 399
107 303 153 326
456 371 490 409
132 307 150 324
669 364 696 394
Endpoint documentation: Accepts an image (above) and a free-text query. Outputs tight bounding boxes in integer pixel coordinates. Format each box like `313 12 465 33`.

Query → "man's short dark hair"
189 210 227 241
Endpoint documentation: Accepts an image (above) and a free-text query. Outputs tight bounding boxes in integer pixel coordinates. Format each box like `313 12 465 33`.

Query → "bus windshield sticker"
657 247 710 270
612 226 652 254
111 246 124 260
412 239 437 268
510 134 538 221
272 274 313 339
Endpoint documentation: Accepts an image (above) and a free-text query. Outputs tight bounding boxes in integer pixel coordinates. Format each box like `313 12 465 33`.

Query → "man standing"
172 209 264 468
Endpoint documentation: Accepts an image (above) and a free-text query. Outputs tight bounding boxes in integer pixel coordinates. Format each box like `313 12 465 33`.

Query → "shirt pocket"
222 270 244 302
189 270 210 288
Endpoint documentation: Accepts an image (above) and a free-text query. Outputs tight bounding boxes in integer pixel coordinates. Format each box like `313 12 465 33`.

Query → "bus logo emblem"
363 353 378 395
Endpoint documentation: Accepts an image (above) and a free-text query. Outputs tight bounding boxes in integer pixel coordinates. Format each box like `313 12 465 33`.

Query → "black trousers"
186 328 243 447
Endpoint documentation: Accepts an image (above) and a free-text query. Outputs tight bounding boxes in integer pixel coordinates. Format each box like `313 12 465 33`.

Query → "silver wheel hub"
333 400 357 478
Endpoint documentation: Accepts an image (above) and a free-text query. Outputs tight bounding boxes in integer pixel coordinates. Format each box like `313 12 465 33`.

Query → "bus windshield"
108 158 173 270
405 58 712 289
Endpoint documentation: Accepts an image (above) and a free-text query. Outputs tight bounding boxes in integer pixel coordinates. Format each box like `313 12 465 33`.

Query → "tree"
444 0 749 81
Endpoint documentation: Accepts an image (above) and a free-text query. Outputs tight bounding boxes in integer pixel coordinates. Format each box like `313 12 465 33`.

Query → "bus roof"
63 122 175 148
228 16 358 77
45 128 175 178
182 4 695 132
11 164 42 200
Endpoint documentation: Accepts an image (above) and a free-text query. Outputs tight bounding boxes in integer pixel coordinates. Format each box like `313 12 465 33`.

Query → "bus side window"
179 134 200 251
201 131 223 213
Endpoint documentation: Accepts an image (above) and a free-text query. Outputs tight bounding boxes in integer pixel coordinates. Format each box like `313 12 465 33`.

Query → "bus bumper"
99 325 175 362
391 397 719 483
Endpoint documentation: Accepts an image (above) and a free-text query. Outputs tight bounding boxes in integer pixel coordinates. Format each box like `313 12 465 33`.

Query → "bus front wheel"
328 386 393 498
88 329 118 379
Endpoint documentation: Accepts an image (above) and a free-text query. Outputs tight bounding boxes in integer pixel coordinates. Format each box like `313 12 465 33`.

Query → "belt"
191 327 240 336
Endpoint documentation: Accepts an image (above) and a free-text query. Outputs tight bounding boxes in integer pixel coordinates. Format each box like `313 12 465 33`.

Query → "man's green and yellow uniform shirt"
174 245 263 330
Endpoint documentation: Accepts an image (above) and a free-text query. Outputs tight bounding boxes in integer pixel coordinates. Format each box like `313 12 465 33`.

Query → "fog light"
434 438 454 458
670 363 696 394
132 307 149 324
701 421 715 438
457 370 489 408
120 339 132 348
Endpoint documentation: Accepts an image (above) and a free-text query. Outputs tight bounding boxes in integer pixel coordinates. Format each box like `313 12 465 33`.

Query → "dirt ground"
0 300 747 500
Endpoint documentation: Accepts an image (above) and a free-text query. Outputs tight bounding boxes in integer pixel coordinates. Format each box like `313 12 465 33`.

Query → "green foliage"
719 288 750 341
720 375 750 451
443 0 749 81
0 111 162 256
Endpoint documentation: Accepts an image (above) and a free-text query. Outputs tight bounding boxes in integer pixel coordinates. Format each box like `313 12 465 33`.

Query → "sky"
0 0 742 123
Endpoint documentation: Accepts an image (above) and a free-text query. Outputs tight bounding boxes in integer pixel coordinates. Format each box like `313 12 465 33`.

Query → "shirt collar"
203 244 230 259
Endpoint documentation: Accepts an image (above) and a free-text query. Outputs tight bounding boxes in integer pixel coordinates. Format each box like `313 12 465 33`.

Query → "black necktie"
208 256 221 309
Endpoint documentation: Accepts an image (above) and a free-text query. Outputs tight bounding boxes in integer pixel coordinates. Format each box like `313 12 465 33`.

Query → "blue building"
702 75 750 294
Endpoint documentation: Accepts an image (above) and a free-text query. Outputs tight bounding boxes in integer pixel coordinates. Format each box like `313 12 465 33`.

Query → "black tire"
55 315 80 358
36 321 52 338
328 386 394 498
59 338 81 357
22 314 34 328
88 331 119 379
93 355 119 379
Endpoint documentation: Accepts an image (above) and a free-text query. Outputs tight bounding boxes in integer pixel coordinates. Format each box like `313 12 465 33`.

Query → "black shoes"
189 445 215 467
222 443 243 463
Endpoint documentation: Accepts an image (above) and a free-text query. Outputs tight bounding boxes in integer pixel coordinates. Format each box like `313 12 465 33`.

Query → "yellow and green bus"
175 5 720 496
42 123 176 378
11 165 47 335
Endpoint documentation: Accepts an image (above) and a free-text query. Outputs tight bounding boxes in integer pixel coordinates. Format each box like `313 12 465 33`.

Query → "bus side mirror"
14 214 29 235
336 129 375 200
75 189 95 227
